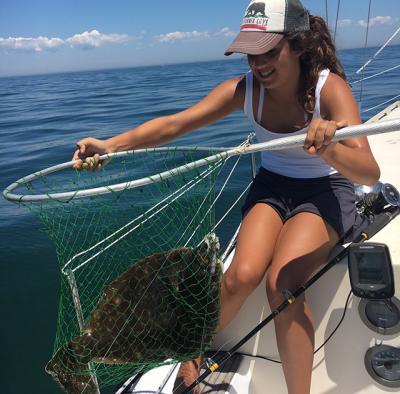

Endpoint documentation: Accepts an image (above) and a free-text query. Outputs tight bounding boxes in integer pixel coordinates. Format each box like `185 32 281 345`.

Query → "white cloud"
136 30 147 40
66 30 129 49
358 16 398 28
337 19 353 27
0 36 64 52
156 30 211 43
156 27 236 43
218 27 236 37
0 30 130 52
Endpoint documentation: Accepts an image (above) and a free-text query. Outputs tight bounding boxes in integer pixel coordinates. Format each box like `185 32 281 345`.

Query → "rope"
325 0 329 26
359 0 373 111
362 94 400 113
333 0 341 44
352 64 400 85
356 24 400 75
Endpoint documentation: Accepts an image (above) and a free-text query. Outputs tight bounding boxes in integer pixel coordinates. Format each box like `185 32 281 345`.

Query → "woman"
73 1 380 393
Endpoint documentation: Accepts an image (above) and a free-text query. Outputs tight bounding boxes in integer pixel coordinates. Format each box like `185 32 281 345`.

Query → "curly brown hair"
285 15 346 119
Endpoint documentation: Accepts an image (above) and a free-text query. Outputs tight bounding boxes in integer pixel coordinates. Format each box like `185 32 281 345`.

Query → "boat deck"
367 101 400 261
126 102 400 393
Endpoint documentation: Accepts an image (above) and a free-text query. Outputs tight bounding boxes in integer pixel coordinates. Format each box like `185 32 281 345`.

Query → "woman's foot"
173 356 203 394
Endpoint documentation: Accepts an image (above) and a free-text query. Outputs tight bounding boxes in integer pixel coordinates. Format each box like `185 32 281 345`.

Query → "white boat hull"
125 102 400 393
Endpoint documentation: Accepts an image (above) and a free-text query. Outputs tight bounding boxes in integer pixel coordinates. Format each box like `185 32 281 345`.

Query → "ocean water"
0 45 399 394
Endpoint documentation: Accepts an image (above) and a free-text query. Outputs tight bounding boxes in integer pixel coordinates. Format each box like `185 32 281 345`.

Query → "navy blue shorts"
241 167 356 243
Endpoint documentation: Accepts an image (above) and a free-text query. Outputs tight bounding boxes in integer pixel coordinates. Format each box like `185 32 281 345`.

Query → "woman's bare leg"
173 204 283 393
266 212 339 394
218 203 283 330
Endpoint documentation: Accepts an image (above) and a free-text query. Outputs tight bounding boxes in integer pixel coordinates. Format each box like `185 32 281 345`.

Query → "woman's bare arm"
310 73 380 185
72 77 245 168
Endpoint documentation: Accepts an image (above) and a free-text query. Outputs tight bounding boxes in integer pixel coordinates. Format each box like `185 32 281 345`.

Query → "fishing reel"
355 182 400 216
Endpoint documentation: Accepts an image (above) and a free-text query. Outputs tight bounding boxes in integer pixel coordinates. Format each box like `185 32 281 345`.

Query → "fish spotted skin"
46 235 222 393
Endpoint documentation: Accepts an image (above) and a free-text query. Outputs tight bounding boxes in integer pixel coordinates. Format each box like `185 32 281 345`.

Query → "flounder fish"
45 234 222 394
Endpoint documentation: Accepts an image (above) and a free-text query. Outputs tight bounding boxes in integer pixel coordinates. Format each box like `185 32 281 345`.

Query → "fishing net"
6 147 234 393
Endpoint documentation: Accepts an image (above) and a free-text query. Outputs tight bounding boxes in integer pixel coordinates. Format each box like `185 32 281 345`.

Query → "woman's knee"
266 264 305 309
223 263 265 296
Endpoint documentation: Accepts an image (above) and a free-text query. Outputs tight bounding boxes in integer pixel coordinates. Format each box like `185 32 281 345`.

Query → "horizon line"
1 43 399 79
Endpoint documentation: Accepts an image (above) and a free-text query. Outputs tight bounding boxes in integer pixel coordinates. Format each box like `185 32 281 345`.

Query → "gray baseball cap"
225 0 310 56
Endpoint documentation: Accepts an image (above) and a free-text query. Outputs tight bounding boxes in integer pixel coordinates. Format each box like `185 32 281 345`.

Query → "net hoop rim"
2 146 232 203
3 118 400 203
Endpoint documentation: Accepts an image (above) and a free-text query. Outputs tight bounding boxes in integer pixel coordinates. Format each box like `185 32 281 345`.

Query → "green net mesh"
12 148 229 394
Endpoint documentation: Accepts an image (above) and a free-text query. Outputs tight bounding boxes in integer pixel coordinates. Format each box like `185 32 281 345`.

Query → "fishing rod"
182 193 400 394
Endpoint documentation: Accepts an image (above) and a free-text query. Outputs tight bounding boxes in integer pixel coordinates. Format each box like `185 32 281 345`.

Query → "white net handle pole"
4 119 400 202
237 118 400 155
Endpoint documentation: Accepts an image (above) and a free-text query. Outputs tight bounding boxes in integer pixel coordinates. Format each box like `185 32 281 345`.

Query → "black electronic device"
365 345 400 388
348 242 395 299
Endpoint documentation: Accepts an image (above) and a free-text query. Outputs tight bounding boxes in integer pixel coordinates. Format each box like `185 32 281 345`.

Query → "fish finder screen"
356 252 384 284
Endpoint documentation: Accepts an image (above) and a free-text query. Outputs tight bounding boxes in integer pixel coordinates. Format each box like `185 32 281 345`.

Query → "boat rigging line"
351 63 400 85
356 24 400 75
362 94 400 113
325 0 329 27
333 0 341 44
358 0 373 111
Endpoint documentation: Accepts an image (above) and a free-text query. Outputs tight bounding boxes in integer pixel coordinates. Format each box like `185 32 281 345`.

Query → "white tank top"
244 69 338 178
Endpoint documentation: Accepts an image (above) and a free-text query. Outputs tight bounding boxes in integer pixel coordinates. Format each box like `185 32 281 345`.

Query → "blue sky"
0 0 399 77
